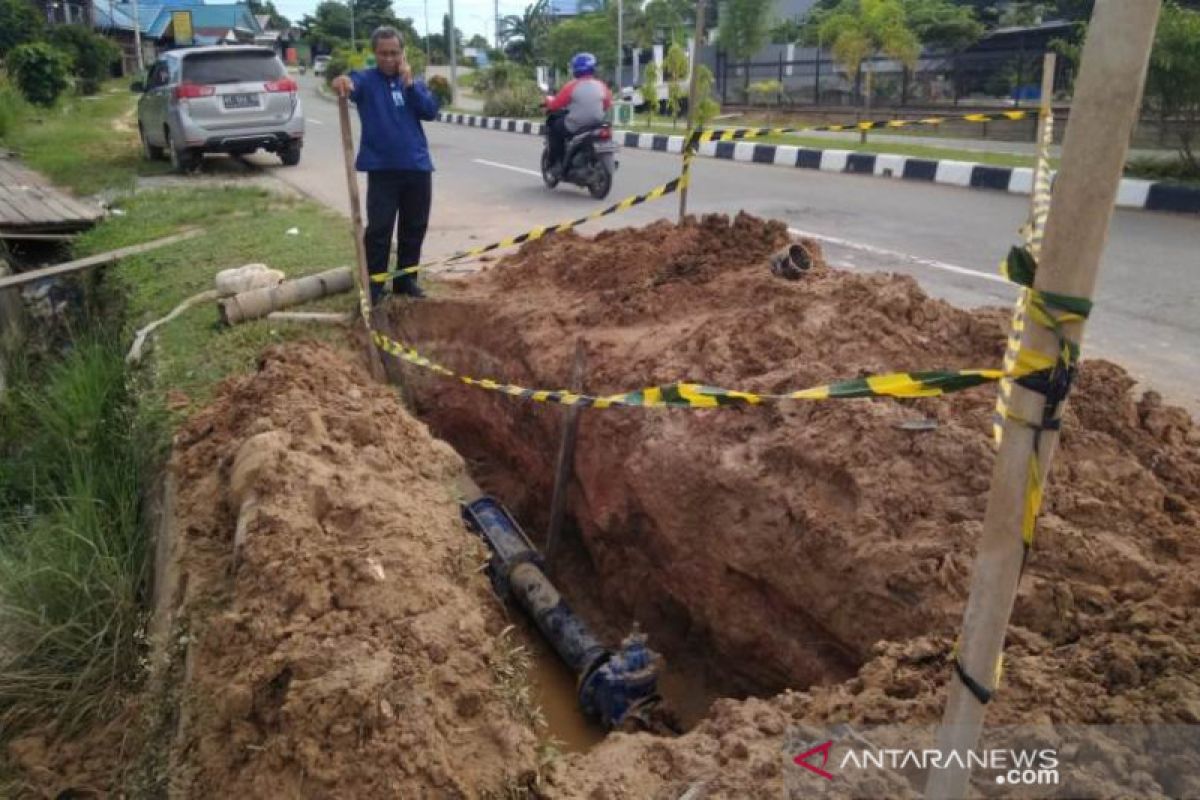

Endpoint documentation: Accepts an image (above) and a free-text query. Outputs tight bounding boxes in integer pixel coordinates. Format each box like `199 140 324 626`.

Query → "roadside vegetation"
0 61 357 774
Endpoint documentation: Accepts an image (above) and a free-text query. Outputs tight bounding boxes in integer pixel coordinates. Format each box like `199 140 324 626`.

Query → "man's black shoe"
395 276 426 299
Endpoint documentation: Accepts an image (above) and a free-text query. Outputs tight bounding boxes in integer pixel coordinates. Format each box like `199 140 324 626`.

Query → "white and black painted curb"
435 111 1200 215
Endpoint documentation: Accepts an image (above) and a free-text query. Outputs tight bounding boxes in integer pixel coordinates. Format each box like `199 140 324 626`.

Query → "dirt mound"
385 212 1200 705
160 342 540 796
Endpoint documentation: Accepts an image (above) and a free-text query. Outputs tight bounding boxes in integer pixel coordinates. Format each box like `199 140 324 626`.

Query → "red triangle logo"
794 740 835 780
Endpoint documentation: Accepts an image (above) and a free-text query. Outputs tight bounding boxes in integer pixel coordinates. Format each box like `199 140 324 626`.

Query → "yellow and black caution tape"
697 110 1032 144
994 107 1055 444
371 174 687 284
368 322 1009 409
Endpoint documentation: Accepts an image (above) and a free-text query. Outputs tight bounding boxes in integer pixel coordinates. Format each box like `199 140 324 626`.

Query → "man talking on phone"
332 26 440 302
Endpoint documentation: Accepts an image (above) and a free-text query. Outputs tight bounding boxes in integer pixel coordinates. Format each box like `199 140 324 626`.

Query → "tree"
7 43 71 107
819 0 920 107
467 34 490 49
0 0 43 61
499 0 551 64
1147 1 1200 169
545 14 614 73
249 0 290 30
638 0 694 44
662 40 689 126
300 1 353 52
442 13 462 60
718 0 774 63
770 16 808 44
902 0 982 52
47 25 121 95
640 59 659 126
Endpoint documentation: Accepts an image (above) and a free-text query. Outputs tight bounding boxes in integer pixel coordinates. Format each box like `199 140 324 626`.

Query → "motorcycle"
541 108 619 200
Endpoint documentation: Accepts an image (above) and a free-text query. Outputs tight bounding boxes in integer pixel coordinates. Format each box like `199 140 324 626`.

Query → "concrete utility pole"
677 0 706 222
924 2 1162 798
616 0 623 91
449 0 459 102
349 0 356 51
495 0 500 49
131 0 144 73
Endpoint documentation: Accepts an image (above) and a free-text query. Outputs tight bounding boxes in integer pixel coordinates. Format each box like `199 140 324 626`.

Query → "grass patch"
1125 154 1200 186
0 80 170 196
77 186 358 410
0 329 164 736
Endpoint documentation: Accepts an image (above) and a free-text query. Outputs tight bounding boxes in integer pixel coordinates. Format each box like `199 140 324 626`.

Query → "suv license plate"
223 93 261 109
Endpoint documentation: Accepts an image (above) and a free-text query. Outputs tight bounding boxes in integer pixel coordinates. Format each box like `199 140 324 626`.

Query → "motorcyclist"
545 52 612 177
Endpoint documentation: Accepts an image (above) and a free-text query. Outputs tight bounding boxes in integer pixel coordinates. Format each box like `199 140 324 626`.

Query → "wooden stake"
336 95 386 382
0 229 202 290
545 338 587 565
677 0 707 222
1031 52 1057 206
926 3 1162 797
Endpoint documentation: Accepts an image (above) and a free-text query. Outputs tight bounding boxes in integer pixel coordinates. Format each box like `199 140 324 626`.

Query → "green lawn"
0 81 172 196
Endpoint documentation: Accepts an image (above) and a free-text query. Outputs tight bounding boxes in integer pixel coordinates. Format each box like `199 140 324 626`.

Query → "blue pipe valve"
579 627 662 730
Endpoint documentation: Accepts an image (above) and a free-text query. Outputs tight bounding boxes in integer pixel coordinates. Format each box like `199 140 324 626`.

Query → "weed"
489 625 546 731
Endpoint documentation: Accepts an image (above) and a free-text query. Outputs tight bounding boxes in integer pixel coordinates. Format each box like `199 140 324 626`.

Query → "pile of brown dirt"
157 342 542 797
380 213 1200 792
2 342 546 798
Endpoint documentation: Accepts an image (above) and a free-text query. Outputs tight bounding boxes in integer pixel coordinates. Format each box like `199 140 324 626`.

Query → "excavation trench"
379 212 1200 772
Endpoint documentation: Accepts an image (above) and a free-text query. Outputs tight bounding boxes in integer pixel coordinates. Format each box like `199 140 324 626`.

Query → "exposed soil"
7 213 1199 798
5 342 542 798
378 212 1200 794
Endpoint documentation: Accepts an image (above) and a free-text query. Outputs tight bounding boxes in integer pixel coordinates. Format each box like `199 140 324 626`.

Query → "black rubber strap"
954 658 994 705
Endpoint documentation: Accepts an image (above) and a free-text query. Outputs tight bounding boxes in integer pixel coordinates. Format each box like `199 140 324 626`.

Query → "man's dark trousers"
547 113 570 171
364 169 432 304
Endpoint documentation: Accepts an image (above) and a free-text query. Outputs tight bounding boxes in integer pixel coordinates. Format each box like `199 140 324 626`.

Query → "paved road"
260 75 1199 411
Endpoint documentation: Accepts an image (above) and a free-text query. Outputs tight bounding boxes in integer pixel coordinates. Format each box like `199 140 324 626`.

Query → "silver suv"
134 46 304 172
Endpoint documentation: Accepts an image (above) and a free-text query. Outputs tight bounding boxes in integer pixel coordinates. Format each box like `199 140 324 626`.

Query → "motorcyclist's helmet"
571 52 597 79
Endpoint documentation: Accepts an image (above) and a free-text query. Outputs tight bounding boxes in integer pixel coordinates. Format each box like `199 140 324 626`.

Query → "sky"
272 0 536 43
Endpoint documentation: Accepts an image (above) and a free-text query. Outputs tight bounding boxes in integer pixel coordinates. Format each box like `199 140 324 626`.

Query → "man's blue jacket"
348 68 439 172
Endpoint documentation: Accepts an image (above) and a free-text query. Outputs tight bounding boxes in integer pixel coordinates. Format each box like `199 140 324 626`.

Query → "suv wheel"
139 123 164 160
167 127 199 173
280 141 302 167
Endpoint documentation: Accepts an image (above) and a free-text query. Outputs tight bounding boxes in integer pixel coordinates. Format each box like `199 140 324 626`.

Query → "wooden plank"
0 229 203 290
0 231 77 241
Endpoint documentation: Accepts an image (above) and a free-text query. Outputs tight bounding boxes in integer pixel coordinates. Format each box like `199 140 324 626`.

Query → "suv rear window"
183 51 285 84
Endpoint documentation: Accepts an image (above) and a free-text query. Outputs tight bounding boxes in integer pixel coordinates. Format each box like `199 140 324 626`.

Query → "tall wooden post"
925 3 1162 797
337 95 386 381
677 0 707 222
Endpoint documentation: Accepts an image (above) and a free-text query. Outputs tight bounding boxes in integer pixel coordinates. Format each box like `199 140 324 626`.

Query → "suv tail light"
174 83 215 100
597 127 612 140
265 78 298 93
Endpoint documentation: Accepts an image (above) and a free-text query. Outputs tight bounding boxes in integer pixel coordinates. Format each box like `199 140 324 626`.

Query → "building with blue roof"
93 0 262 74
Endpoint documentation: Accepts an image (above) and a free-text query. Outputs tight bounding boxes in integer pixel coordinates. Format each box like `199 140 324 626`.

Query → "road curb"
433 111 1200 216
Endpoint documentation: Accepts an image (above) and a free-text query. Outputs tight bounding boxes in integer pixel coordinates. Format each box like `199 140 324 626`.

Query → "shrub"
483 80 544 118
428 74 452 106
6 43 72 107
0 0 43 61
1125 155 1200 185
48 25 121 95
0 81 26 137
475 61 534 95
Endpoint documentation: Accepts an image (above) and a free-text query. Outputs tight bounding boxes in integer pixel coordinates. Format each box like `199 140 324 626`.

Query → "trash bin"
612 101 633 127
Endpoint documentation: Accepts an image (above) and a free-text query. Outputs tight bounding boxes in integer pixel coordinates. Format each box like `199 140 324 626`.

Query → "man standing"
333 26 439 302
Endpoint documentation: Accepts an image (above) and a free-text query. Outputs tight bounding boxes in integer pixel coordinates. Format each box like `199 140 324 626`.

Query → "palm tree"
499 0 551 64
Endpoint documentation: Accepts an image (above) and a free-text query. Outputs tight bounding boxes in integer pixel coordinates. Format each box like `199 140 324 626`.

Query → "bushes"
483 81 544 118
0 335 163 735
6 42 71 107
1125 155 1200 185
48 25 121 95
0 81 26 137
475 61 534 95
428 74 453 106
0 0 43 61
